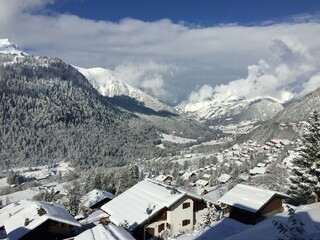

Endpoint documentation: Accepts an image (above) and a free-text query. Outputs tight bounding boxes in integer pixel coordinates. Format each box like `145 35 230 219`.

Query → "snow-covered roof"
218 184 289 213
74 223 136 240
154 175 171 182
249 167 266 175
79 210 109 225
101 179 185 231
257 163 266 167
203 186 228 204
203 174 211 179
218 174 231 183
4 201 81 240
81 189 115 209
0 189 38 205
0 200 30 228
195 179 209 187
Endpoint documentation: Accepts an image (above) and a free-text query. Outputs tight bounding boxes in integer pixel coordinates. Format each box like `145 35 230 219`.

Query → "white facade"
145 197 206 238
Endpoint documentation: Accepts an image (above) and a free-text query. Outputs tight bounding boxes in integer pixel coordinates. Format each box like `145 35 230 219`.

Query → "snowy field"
160 133 197 144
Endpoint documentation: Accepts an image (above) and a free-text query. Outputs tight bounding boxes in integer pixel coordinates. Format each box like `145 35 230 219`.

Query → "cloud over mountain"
1 0 320 104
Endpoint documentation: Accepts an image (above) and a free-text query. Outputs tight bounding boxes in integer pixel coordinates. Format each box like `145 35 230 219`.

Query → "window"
158 223 165 233
182 219 190 226
182 202 190 209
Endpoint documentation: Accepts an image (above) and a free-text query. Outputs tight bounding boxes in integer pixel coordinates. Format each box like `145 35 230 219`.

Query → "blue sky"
49 0 320 25
1 0 320 104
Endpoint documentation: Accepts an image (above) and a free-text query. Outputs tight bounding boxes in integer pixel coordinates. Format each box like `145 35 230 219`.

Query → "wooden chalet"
218 184 289 225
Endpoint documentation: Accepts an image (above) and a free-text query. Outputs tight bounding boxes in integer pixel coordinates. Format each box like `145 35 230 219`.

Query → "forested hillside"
0 54 162 169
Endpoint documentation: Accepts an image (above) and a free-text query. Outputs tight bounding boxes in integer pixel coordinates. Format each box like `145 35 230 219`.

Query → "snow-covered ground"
160 133 197 144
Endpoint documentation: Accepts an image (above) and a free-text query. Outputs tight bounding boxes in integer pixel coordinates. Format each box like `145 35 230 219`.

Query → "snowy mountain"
177 95 284 126
76 67 174 113
0 39 25 55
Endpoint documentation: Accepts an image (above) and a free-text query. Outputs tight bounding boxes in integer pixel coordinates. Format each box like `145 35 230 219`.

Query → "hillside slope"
0 53 162 168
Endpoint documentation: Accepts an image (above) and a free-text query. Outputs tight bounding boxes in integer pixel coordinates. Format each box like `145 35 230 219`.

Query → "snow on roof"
203 174 211 179
0 200 30 228
249 167 266 175
81 189 115 209
218 174 231 183
101 179 185 231
195 179 209 187
257 163 266 167
218 184 289 213
20 169 51 180
203 186 228 204
74 223 136 240
4 201 81 240
79 210 109 225
154 175 170 182
0 189 38 205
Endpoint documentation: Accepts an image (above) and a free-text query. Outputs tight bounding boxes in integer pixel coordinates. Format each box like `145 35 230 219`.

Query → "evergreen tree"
289 110 320 205
116 164 139 195
65 181 81 216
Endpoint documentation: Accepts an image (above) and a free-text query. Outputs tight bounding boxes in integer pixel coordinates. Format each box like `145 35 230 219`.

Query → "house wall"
167 198 194 237
260 197 283 216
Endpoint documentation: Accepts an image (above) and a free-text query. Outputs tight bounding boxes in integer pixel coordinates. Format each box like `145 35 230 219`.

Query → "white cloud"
188 85 214 102
1 0 320 104
190 36 318 103
302 75 320 96
114 60 177 101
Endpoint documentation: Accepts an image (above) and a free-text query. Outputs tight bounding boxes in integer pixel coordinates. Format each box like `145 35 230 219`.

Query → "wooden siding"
260 197 283 216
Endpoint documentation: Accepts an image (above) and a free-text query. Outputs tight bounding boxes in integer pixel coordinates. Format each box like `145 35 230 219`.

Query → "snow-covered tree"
289 110 320 205
116 163 140 195
196 202 221 229
65 181 81 216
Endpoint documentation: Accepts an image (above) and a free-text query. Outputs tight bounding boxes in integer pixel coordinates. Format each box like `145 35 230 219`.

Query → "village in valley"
1 1 320 239
0 116 319 240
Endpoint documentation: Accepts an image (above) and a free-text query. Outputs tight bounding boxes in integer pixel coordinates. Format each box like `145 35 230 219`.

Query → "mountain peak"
0 38 24 54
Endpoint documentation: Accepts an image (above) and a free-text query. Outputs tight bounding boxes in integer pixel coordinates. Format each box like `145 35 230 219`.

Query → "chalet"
218 184 289 225
154 175 173 184
101 179 207 239
3 201 81 240
217 174 231 184
73 223 136 240
80 189 115 211
249 167 266 175
195 179 209 188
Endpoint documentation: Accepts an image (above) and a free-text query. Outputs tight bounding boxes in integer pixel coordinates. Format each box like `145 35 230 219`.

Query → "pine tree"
289 110 320 205
65 181 81 216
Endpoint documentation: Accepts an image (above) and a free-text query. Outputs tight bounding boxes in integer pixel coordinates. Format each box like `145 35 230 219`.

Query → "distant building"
217 174 231 184
101 179 207 239
218 184 289 225
154 175 173 184
195 179 209 188
80 189 115 211
2 200 81 240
